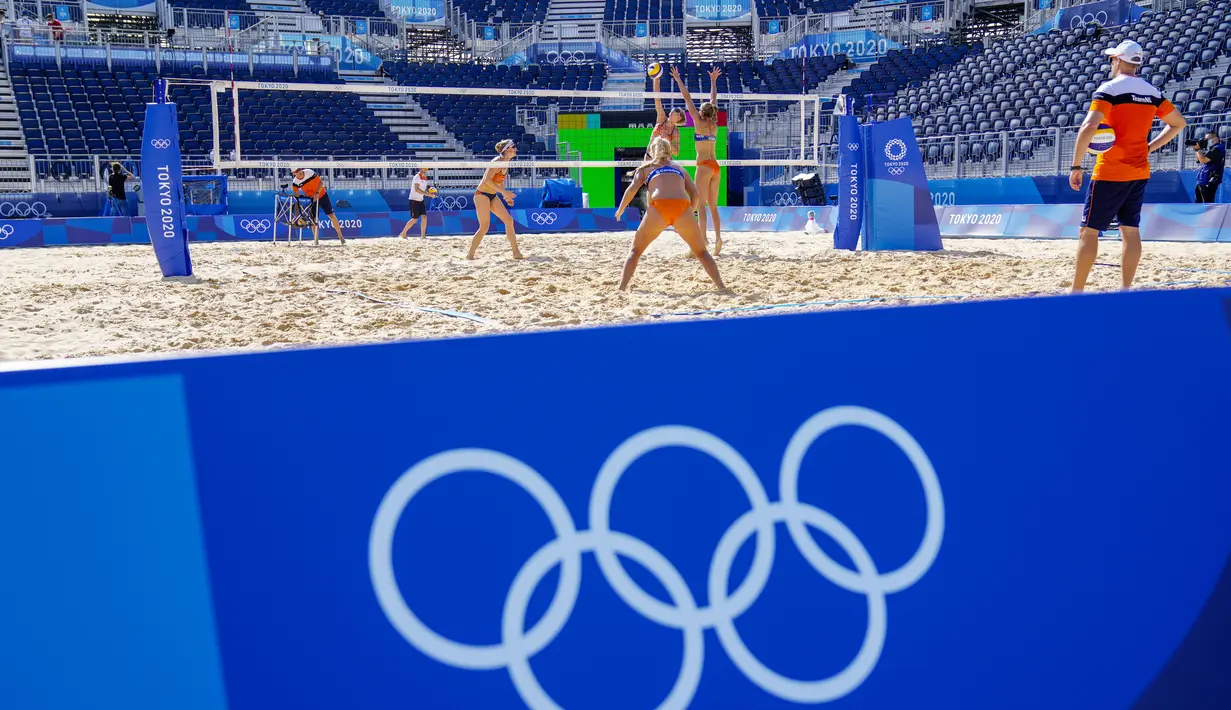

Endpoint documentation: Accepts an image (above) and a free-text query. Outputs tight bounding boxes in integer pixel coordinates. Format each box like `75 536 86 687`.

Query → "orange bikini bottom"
697 159 721 175
650 198 691 226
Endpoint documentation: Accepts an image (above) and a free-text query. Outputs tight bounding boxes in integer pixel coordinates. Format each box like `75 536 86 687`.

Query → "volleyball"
1088 124 1116 154
647 62 662 78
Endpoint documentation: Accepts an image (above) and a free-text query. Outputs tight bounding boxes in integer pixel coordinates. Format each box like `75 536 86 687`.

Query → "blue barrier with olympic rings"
2 287 1231 709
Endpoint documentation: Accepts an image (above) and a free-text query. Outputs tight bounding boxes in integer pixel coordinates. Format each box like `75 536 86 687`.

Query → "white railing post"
93 155 100 191
28 154 36 191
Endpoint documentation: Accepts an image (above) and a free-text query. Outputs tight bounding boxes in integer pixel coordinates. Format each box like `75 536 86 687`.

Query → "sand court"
2 232 1229 362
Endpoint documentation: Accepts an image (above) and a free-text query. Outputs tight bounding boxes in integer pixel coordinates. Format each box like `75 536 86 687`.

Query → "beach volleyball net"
171 80 827 190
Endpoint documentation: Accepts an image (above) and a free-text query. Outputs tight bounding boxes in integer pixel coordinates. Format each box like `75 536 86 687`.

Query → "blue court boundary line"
325 289 496 325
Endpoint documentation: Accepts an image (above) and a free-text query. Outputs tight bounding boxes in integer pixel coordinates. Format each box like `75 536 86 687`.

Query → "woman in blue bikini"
466 139 523 260
614 137 725 291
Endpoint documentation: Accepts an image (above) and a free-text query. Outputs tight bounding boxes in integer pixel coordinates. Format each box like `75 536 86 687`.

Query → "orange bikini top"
492 171 507 184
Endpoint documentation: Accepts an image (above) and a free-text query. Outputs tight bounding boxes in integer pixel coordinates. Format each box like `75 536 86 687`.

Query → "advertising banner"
139 101 192 276
387 0 446 24
685 0 753 22
3 289 1231 710
863 118 942 250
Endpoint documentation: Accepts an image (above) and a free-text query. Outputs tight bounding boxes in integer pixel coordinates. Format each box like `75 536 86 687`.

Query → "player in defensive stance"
291 167 346 245
614 137 725 292
467 139 523 260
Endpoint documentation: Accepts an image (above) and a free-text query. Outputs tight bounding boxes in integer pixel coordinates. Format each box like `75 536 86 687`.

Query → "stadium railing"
2 23 400 65
18 153 581 194
785 108 1231 187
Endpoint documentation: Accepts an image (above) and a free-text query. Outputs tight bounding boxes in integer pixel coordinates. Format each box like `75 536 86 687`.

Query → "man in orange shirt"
1069 40 1187 292
291 167 346 245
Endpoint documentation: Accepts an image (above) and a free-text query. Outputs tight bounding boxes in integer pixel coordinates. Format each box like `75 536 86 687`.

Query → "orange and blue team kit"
1082 75 1176 231
292 169 335 216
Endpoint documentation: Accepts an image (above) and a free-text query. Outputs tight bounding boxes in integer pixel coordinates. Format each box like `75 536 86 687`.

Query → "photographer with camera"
107 161 134 215
1190 130 1223 203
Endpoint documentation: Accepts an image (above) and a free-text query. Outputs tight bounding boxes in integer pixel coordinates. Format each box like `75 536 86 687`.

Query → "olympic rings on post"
369 405 945 709
150 138 172 149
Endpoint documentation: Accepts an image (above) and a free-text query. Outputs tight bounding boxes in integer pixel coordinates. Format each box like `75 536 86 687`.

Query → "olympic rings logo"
847 143 860 151
530 211 558 225
150 139 172 149
0 224 14 239
1069 11 1108 28
435 195 470 210
543 50 593 65
888 167 906 176
884 139 908 161
773 191 801 206
369 406 945 708
240 219 271 233
0 201 48 217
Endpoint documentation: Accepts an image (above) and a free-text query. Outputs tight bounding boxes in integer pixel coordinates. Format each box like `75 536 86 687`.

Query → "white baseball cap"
1104 40 1144 65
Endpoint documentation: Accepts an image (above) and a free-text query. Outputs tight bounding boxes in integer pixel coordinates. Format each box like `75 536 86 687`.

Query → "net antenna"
190 80 825 171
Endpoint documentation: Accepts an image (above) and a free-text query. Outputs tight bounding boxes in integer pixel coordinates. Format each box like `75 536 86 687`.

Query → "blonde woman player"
670 64 724 254
466 139 523 260
614 137 725 291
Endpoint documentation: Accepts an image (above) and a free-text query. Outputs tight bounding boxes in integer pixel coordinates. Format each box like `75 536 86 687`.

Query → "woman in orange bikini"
614 137 725 292
466 139 523 260
670 64 723 254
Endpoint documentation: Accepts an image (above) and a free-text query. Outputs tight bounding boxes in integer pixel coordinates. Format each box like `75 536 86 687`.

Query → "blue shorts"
1082 179 1147 232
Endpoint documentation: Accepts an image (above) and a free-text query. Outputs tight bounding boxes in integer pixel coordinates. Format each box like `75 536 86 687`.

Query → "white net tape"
174 80 824 171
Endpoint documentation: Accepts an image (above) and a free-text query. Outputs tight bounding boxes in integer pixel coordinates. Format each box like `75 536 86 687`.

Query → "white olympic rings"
0 201 48 218
0 224 14 239
543 50 593 65
240 219 271 233
773 191 801 206
150 138 172 149
888 167 907 176
370 405 945 708
436 195 470 210
847 143 860 151
529 211 558 225
884 139 908 161
1069 11 1109 29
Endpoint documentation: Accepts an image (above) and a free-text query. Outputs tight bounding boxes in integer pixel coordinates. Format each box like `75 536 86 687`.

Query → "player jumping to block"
291 167 346 245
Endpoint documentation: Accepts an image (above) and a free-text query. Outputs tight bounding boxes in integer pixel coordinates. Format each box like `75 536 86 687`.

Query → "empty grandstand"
0 0 1226 200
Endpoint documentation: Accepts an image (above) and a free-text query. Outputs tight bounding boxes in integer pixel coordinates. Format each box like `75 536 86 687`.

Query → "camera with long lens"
1186 138 1208 149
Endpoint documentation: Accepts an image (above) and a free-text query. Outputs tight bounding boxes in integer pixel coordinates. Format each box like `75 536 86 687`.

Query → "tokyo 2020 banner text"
2 288 1230 710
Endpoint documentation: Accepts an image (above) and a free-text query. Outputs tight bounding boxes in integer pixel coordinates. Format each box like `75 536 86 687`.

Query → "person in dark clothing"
1193 131 1224 203
107 162 134 214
